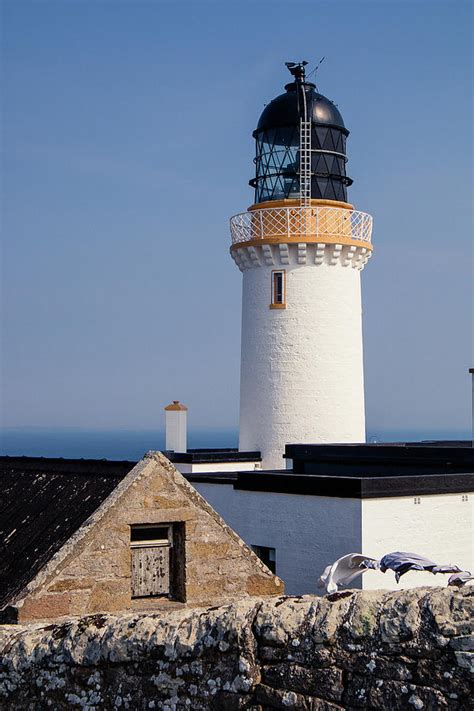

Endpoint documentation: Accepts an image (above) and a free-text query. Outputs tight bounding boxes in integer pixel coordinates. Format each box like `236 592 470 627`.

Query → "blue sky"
2 0 472 436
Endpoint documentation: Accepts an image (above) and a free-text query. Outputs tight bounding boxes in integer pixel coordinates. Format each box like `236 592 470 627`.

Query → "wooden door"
131 545 170 597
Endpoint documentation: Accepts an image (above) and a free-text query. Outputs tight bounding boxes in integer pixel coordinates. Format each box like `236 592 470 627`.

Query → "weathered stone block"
344 589 380 640
18 593 71 623
262 663 344 702
47 579 94 593
255 683 343 710
343 677 449 710
450 634 474 652
426 587 474 638
245 575 282 596
378 589 426 645
336 652 415 681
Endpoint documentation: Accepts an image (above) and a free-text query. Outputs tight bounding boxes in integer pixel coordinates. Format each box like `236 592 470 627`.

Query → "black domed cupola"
250 61 353 204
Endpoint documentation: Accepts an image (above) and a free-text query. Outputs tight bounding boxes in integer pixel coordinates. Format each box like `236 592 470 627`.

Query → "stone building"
0 452 282 623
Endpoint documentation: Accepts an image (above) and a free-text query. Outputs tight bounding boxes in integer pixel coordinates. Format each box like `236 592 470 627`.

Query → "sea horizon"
1 426 470 461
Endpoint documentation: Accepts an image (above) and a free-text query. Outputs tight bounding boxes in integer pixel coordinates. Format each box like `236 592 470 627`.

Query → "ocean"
0 428 238 461
0 427 470 461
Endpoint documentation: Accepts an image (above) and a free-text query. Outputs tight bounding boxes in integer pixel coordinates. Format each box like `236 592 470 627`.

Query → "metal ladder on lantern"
299 118 312 240
299 119 312 207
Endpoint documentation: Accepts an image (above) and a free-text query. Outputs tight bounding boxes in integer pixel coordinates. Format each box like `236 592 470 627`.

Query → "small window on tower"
271 270 286 309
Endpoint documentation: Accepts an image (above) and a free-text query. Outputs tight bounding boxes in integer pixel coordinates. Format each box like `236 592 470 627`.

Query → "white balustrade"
230 206 373 246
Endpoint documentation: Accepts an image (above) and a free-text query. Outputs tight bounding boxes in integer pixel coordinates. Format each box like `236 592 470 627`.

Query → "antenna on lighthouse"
306 56 326 83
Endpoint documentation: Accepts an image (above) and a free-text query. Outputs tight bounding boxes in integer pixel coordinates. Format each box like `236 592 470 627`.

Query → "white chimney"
164 401 188 453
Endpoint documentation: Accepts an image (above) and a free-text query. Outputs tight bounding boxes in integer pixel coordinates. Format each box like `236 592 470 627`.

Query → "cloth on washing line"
318 553 378 594
378 551 461 583
447 571 474 587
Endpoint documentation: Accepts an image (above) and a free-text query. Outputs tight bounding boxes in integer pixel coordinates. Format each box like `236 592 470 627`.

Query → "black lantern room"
250 62 353 204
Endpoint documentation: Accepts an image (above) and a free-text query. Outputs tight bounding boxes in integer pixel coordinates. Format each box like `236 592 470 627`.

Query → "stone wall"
1 587 472 710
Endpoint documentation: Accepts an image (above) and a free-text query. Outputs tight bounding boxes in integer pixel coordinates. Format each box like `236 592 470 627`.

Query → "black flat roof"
164 449 261 464
286 443 474 477
185 470 473 498
184 442 474 498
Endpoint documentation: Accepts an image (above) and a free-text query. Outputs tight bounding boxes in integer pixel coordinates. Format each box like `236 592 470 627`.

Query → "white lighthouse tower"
230 62 373 469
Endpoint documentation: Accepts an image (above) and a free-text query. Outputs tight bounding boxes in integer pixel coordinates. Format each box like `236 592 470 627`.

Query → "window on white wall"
251 544 276 573
270 270 286 309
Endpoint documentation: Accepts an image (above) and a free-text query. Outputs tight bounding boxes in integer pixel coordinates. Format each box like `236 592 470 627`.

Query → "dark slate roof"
0 457 135 609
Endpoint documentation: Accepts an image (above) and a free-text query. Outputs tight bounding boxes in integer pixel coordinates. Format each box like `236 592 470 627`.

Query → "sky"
2 0 473 438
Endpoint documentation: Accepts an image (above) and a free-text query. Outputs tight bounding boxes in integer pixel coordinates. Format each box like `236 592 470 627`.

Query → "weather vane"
285 61 308 83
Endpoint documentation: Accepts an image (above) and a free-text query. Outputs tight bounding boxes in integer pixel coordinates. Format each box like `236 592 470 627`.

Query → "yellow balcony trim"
248 198 354 212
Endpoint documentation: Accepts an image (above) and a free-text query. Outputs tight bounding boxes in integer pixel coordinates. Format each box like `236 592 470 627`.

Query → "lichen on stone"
0 587 472 710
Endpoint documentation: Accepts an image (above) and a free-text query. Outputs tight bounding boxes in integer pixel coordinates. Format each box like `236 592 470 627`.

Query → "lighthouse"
230 62 373 469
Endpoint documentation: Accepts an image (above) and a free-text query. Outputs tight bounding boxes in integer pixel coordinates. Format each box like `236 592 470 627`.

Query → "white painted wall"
173 461 261 474
361 492 474 590
193 483 473 595
238 243 366 469
194 482 362 595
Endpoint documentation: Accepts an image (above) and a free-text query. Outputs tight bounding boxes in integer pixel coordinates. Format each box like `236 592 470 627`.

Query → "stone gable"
8 452 282 622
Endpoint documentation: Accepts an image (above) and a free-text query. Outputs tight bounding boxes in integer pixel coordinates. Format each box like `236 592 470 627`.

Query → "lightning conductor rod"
285 61 311 207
